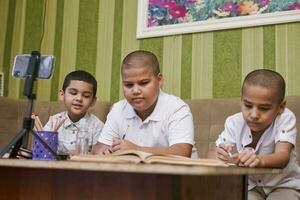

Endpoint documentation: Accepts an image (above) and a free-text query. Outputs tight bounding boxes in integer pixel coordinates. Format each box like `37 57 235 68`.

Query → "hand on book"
236 148 260 167
111 138 139 153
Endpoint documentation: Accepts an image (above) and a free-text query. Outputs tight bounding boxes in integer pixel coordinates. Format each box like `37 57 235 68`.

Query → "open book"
70 149 229 167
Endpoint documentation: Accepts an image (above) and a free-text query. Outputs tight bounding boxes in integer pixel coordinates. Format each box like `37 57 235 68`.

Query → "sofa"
0 96 300 160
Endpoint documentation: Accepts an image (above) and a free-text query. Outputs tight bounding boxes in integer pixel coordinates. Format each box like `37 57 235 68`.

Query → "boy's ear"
278 99 286 114
157 73 164 88
90 96 97 107
59 90 64 101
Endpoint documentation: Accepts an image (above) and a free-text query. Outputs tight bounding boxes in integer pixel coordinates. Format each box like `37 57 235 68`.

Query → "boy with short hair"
92 50 196 158
215 69 300 199
44 70 104 155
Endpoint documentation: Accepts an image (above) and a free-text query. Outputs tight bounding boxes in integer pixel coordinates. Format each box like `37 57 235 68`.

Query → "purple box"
32 131 58 160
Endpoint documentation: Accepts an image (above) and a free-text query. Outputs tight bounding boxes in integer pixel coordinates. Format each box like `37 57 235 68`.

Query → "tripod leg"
9 138 23 158
0 129 28 157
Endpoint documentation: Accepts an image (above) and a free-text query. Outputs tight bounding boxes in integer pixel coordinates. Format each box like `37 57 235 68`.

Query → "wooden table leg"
243 175 248 200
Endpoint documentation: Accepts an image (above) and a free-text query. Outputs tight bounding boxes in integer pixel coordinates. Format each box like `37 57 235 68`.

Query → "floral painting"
137 0 300 38
148 0 300 27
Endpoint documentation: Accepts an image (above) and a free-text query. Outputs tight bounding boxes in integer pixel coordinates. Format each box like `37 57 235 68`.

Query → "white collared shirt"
98 91 197 157
217 108 300 194
44 111 104 154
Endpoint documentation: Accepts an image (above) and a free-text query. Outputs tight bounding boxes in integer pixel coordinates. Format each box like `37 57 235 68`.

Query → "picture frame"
137 0 300 39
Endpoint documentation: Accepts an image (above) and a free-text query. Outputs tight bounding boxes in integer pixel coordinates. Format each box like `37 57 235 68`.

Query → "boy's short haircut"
242 69 285 103
121 50 160 75
62 70 97 97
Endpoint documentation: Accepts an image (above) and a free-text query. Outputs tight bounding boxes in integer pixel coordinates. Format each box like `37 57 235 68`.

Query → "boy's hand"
103 148 112 155
111 138 139 152
238 148 261 167
216 144 239 164
216 144 230 162
91 142 112 155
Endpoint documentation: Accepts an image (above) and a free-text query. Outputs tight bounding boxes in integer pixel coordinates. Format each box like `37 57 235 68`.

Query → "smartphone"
12 54 55 79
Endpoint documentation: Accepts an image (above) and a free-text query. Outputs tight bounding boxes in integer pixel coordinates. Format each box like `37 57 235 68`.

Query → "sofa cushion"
0 97 27 149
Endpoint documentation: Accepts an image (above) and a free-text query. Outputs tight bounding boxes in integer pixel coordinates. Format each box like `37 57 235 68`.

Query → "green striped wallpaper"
1 0 300 102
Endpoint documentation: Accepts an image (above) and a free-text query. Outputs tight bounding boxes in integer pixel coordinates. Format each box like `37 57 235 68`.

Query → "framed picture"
137 0 300 39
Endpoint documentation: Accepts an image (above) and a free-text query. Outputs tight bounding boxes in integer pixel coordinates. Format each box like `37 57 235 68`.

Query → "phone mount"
0 51 63 160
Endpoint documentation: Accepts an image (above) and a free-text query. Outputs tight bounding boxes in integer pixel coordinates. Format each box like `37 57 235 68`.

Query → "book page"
145 155 229 167
110 149 153 160
71 149 151 164
71 154 142 164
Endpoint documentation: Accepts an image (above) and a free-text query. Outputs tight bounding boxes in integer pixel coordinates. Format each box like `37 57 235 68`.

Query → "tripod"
0 51 62 160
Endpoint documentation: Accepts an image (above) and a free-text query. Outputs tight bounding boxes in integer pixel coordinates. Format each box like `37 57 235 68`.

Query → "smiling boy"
92 50 196 158
44 70 104 155
215 69 300 199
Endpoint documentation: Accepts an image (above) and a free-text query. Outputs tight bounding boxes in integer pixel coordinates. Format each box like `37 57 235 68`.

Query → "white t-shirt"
98 91 197 157
216 108 300 194
44 111 104 154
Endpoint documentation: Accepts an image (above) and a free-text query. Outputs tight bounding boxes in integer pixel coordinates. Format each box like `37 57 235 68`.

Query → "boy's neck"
67 112 86 123
248 123 272 149
247 132 263 149
135 99 158 121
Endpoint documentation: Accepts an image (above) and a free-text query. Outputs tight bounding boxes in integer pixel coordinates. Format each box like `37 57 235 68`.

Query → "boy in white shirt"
215 69 300 199
44 70 104 155
92 50 196 158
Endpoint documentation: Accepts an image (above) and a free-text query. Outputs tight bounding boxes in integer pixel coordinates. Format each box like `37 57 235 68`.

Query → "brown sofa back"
0 96 299 161
0 96 111 150
185 96 300 160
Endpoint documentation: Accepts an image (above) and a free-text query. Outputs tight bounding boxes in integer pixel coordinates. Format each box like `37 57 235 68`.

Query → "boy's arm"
111 139 192 157
139 143 192 157
239 141 293 168
260 142 293 168
92 142 112 155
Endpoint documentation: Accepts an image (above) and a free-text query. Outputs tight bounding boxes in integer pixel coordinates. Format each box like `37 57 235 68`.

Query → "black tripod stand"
0 51 62 160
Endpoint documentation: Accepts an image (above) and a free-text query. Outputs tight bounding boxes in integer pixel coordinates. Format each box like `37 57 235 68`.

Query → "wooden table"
0 159 281 200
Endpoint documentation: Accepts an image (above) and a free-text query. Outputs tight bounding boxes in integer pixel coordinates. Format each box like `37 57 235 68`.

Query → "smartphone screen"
12 54 55 79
